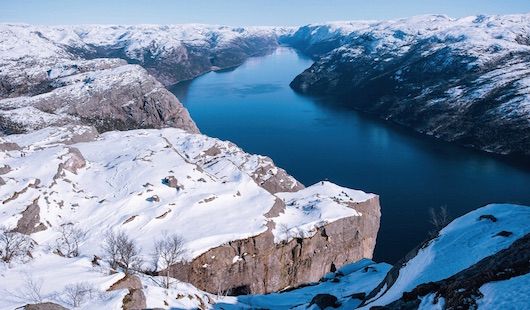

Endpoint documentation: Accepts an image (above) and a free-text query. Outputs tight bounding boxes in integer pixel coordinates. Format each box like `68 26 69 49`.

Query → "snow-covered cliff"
283 14 530 156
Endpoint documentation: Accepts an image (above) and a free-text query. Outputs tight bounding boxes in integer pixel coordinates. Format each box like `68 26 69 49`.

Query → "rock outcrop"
108 275 147 310
0 126 380 305
23 303 68 310
0 59 198 135
216 204 530 309
169 195 380 294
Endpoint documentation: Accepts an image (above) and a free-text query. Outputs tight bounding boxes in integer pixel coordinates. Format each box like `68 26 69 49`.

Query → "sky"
1 0 530 26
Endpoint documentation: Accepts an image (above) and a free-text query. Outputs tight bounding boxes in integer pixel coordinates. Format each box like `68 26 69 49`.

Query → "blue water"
170 47 530 263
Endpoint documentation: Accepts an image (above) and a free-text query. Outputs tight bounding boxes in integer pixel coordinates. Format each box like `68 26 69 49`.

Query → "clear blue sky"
2 0 530 26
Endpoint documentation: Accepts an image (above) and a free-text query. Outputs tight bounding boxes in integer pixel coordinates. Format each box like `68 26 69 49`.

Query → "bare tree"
54 224 87 258
102 230 142 274
429 206 451 236
0 226 32 263
4 274 45 304
152 233 185 288
60 282 98 308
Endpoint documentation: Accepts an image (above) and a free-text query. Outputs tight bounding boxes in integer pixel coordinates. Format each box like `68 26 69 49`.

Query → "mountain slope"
0 23 284 93
214 204 530 309
283 14 530 156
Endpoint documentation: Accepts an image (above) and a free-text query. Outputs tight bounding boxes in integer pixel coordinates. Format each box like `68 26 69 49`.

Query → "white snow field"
362 203 530 308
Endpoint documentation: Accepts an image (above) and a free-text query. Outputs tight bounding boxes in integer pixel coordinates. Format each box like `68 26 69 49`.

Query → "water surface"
171 47 530 263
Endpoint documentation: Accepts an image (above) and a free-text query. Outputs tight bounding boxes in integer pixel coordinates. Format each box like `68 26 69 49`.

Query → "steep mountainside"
0 58 198 134
283 14 530 156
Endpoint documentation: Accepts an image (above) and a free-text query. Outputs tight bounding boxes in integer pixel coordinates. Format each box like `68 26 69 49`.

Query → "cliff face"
0 125 380 308
170 196 380 294
0 58 199 134
214 204 530 309
283 14 530 156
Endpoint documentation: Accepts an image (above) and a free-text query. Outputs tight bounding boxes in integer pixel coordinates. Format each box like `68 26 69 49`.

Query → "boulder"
308 294 340 309
23 302 68 310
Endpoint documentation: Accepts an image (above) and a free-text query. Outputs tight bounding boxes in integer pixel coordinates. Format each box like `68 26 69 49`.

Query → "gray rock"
167 196 380 295
0 164 11 175
162 176 183 190
23 302 68 310
108 275 146 310
14 197 47 235
309 293 340 309
62 148 86 174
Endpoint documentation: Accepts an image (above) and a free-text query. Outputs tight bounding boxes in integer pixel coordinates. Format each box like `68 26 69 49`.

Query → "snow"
477 273 530 310
0 106 73 131
272 182 374 243
418 293 445 310
362 203 530 308
0 251 126 310
0 126 375 309
293 13 530 65
1 127 372 259
217 259 391 309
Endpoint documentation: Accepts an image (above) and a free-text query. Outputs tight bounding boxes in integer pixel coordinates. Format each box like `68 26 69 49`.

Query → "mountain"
282 14 530 156
0 58 199 134
0 23 288 134
0 23 285 94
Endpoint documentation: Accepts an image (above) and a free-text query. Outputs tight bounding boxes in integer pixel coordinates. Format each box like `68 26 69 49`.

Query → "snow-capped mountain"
0 58 198 134
283 14 530 156
0 23 284 90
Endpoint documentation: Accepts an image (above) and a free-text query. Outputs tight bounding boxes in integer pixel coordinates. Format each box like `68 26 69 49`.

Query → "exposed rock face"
169 196 380 294
283 14 530 156
0 59 199 135
14 197 47 234
108 275 147 310
309 293 341 309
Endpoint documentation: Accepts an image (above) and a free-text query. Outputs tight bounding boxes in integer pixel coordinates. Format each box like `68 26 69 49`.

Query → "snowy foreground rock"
0 125 380 308
283 14 530 156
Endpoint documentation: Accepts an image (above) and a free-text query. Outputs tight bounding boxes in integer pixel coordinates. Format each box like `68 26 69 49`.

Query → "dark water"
170 47 530 263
